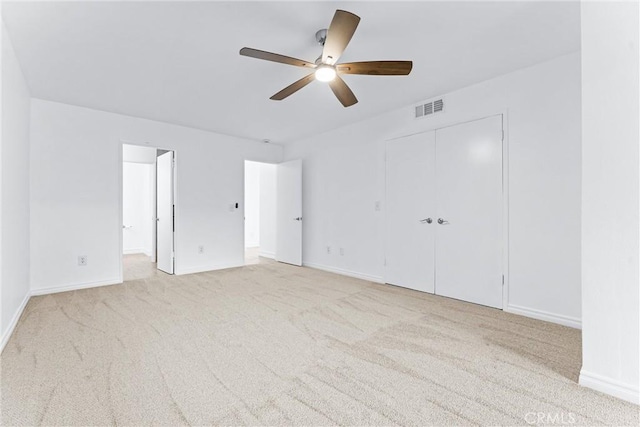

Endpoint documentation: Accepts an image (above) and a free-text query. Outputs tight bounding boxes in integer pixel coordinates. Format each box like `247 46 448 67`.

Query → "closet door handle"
420 218 432 224
437 218 449 225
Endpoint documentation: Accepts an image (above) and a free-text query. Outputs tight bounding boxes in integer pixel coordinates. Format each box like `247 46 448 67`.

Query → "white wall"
123 162 154 256
122 144 157 164
1 20 31 345
259 163 277 258
244 161 277 256
244 161 261 248
122 144 157 260
579 1 639 404
29 99 282 293
284 52 582 328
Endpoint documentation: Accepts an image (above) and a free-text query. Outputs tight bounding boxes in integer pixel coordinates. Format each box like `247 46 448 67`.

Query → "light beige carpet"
1 260 638 426
122 253 164 282
244 247 265 266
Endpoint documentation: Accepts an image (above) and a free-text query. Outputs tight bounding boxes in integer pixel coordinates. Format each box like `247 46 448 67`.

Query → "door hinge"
502 274 505 285
501 130 505 141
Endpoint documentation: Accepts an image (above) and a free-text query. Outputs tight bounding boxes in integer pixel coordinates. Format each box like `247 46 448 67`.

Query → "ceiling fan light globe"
315 66 337 82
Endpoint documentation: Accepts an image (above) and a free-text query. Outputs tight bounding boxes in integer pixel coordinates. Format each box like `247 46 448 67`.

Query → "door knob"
437 218 449 225
294 217 302 221
420 218 432 224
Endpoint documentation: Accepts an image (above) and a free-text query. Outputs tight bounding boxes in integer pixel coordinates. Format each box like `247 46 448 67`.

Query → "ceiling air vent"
414 98 444 118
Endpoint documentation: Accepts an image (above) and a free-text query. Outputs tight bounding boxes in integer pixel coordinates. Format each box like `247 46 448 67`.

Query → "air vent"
424 102 434 115
414 98 444 118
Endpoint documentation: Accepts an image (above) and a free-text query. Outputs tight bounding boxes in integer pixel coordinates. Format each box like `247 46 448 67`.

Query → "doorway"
121 144 175 280
244 161 277 265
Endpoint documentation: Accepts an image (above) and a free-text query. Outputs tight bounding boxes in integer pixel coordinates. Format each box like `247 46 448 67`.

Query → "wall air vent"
433 99 444 113
414 98 444 118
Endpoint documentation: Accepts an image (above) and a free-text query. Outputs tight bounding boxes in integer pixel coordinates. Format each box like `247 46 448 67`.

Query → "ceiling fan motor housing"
315 29 328 46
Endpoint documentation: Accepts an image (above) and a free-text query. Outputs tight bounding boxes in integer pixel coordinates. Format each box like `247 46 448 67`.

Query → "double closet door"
385 115 504 309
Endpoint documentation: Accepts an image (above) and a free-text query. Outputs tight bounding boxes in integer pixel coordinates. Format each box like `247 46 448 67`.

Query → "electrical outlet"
326 246 331 254
198 245 204 254
339 247 344 256
78 255 87 266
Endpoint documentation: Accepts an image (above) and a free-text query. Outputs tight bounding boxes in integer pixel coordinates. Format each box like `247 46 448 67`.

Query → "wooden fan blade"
270 73 316 100
337 61 413 76
240 47 316 68
322 10 360 65
328 75 358 107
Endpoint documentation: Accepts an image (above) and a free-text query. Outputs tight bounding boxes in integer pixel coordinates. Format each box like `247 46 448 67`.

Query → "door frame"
118 140 178 282
384 110 510 310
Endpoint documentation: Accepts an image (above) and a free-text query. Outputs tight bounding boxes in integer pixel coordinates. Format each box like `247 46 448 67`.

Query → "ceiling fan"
239 9 413 107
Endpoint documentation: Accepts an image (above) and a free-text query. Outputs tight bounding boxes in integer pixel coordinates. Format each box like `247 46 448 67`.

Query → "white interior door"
150 163 157 263
385 132 436 293
276 159 302 266
156 151 174 274
435 115 503 308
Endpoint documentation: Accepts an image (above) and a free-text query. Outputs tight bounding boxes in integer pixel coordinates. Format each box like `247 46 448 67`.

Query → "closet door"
385 132 436 293
435 115 503 308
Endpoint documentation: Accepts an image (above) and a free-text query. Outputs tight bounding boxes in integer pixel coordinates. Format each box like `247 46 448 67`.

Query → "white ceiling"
2 1 580 144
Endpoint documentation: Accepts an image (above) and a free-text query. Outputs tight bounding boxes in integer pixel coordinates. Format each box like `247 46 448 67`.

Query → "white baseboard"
177 262 244 276
302 261 384 283
0 291 31 353
258 250 275 259
30 277 122 296
579 370 639 405
505 304 581 329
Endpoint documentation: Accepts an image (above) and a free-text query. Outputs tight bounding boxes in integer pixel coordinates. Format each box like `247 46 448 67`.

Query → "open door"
276 159 302 266
157 151 174 274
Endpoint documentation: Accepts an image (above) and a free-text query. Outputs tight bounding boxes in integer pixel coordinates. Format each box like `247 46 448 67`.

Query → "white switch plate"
375 201 381 211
